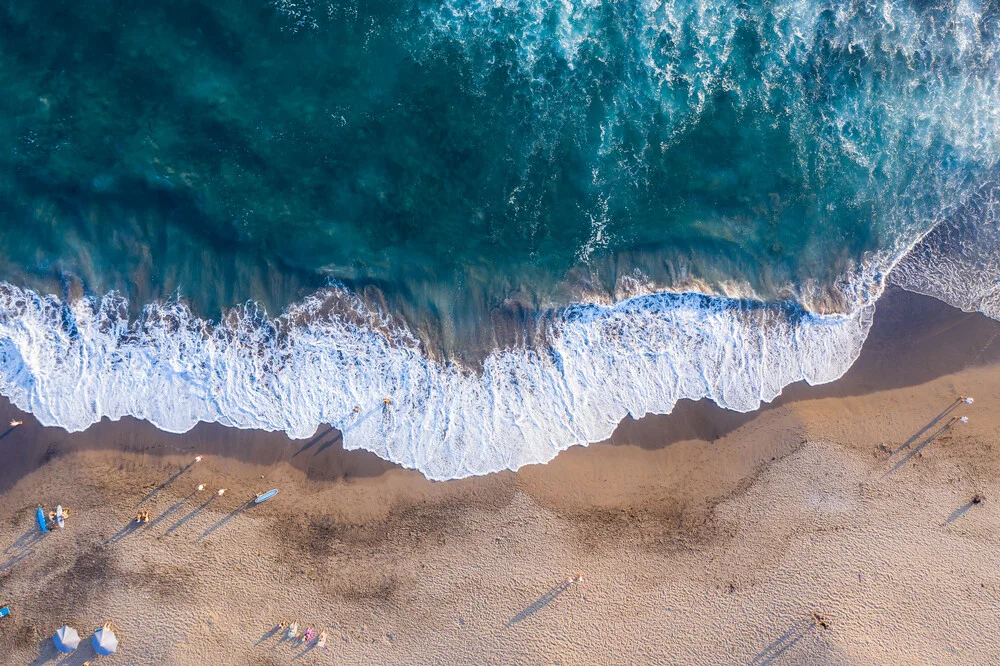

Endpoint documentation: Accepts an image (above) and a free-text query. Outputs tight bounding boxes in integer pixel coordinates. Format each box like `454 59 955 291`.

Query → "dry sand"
1 288 999 665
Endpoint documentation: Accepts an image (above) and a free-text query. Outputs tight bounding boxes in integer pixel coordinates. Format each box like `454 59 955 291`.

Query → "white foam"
0 282 872 479
890 178 1000 321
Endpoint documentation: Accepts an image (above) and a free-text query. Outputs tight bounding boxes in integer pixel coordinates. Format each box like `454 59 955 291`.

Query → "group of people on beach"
280 621 329 650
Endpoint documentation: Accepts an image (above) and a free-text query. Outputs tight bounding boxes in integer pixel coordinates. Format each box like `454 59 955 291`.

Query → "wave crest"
0 282 871 479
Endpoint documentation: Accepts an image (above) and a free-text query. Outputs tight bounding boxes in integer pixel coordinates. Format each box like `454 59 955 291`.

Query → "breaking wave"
0 281 873 480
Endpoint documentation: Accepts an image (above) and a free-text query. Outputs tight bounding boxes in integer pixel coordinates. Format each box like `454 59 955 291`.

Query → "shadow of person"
2 528 46 571
292 426 335 458
197 500 253 542
884 417 959 477
942 501 976 526
750 623 812 665
254 624 283 646
104 520 142 545
892 398 964 455
137 460 198 506
165 494 218 535
507 579 574 626
142 491 199 533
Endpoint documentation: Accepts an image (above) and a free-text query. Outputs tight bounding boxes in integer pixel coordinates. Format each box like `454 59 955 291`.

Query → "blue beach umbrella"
53 626 81 652
92 626 118 655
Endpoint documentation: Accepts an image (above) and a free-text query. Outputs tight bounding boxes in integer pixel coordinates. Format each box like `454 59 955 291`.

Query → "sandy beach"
1 287 1000 664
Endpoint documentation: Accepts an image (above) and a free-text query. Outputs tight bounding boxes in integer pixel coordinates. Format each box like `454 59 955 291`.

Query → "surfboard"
36 507 47 533
254 489 278 504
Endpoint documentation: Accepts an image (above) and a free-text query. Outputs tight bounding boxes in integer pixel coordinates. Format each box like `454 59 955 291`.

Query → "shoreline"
1 288 999 663
1 286 994 490
0 275 873 480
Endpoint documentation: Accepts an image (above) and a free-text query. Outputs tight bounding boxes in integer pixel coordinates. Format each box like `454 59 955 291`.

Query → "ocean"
0 0 997 478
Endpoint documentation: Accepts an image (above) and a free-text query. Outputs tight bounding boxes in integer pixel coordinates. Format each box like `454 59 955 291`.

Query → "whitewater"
0 190 997 480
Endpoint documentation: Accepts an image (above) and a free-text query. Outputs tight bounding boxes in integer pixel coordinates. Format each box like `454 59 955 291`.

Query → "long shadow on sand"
751 623 813 665
255 624 284 646
942 501 978 526
197 499 254 541
292 426 336 457
882 417 959 478
507 580 574 626
143 491 199 533
104 520 143 545
1 528 46 571
892 398 965 455
165 494 219 535
137 460 198 506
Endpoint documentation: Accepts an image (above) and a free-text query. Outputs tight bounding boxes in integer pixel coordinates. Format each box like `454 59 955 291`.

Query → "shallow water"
0 0 998 477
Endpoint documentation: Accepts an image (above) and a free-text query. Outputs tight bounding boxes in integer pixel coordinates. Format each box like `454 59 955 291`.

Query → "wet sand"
1 288 1000 664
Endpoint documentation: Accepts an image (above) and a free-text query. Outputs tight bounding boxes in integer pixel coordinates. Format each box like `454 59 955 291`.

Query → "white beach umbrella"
53 626 81 652
92 626 118 655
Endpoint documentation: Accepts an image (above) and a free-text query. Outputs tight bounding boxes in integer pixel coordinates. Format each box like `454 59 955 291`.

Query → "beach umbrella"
92 626 118 655
53 626 81 652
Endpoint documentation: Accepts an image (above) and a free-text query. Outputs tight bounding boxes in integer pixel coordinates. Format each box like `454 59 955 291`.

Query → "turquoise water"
0 0 998 477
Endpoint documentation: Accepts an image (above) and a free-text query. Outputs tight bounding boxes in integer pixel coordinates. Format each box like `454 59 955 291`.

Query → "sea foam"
0 283 871 479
